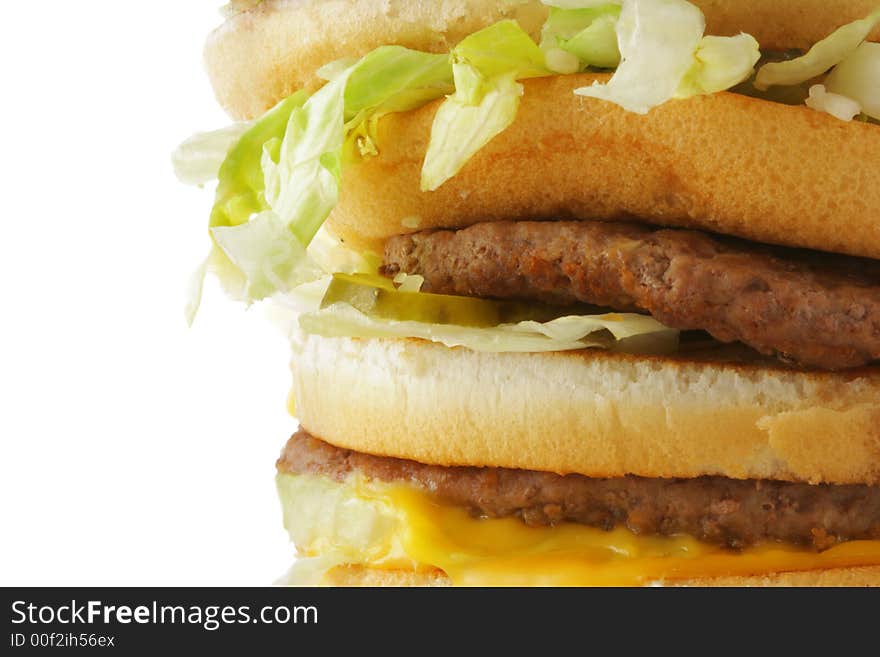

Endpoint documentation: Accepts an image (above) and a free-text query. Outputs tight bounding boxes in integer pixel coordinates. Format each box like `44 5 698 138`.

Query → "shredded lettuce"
340 46 453 135
210 92 310 230
201 49 454 305
289 268 678 356
575 0 758 114
184 257 210 327
299 301 679 354
825 42 880 120
421 70 524 192
678 34 761 97
805 84 862 121
275 473 410 585
184 92 310 310
206 74 348 302
172 123 252 187
259 71 350 249
754 8 880 91
211 212 322 301
451 18 548 80
574 0 702 114
420 20 550 191
540 5 622 73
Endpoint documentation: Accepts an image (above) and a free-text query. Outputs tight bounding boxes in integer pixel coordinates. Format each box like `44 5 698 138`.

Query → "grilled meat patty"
279 431 880 550
381 220 880 370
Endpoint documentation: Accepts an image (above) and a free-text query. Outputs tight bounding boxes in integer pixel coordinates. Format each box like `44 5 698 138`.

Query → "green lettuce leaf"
275 473 407 585
678 34 761 97
421 70 524 192
540 5 622 74
341 46 453 124
202 47 457 305
207 71 351 302
210 91 310 229
172 122 252 186
452 18 549 80
754 8 880 90
574 0 706 114
185 90 310 313
210 212 322 301
260 70 350 248
575 0 759 113
825 42 880 120
420 20 550 191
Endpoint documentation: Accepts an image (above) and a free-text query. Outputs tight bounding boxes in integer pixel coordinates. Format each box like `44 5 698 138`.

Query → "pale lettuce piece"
805 84 862 121
421 71 523 192
560 13 621 69
172 123 252 186
299 302 678 354
540 5 622 73
575 0 760 113
184 257 210 327
826 42 880 120
316 57 359 82
754 8 880 90
275 473 412 585
512 312 677 342
575 0 706 114
678 34 760 96
420 20 550 191
276 474 404 564
211 212 323 300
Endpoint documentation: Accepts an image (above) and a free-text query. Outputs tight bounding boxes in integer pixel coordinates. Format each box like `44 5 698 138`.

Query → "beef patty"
381 220 880 370
279 430 880 550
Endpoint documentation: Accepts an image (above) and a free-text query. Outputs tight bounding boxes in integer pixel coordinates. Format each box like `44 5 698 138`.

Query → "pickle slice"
320 273 568 327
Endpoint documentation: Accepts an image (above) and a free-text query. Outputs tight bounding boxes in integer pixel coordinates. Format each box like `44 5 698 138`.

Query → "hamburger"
176 0 880 586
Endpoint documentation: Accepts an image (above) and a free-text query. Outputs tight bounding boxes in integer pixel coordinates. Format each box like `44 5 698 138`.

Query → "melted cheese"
277 473 880 586
389 486 880 586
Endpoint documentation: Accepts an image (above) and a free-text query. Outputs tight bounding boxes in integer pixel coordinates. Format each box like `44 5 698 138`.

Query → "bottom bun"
322 565 880 587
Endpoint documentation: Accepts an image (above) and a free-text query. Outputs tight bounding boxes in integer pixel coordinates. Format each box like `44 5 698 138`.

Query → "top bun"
206 0 880 120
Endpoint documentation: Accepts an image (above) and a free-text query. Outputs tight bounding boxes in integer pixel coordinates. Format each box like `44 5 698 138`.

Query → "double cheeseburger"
178 0 880 585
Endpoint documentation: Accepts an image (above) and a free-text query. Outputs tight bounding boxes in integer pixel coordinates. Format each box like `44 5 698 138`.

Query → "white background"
1 2 297 584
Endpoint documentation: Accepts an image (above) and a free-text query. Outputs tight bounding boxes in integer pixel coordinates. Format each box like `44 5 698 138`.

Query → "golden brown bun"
330 73 880 260
321 564 880 587
290 333 880 485
207 0 880 120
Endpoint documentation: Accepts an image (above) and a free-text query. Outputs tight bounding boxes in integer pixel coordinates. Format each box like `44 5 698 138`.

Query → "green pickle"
321 273 569 327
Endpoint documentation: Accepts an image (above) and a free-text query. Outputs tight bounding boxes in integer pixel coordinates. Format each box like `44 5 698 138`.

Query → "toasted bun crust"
207 0 880 120
329 74 880 260
321 564 880 587
290 334 880 485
